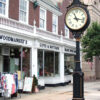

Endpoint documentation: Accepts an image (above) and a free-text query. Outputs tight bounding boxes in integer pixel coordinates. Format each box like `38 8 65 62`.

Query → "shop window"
44 51 54 76
38 50 44 77
55 52 59 75
3 47 30 80
39 7 46 30
0 0 9 17
22 48 30 79
19 0 29 23
52 14 58 34
64 54 75 75
38 50 59 77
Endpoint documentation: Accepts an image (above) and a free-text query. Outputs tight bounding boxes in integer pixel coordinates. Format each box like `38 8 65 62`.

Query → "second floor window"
39 8 46 30
0 0 8 16
65 25 69 38
19 0 28 23
52 14 58 34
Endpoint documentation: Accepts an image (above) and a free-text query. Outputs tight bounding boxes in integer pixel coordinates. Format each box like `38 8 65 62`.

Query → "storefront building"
0 0 76 88
0 32 33 80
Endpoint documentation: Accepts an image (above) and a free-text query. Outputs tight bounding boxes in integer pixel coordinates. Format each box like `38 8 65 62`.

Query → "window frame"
0 0 9 17
39 7 46 30
52 14 58 34
19 0 29 24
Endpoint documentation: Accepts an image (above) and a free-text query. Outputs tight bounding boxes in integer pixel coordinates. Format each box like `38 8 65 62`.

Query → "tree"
81 22 100 61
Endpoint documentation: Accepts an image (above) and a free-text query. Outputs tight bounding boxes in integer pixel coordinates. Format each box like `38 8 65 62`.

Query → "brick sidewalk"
10 80 100 100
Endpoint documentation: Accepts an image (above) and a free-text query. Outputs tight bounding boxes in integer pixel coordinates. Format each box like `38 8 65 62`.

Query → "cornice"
30 0 62 16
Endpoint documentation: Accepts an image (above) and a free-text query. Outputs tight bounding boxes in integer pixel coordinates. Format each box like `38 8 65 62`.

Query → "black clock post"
65 0 90 100
72 33 84 100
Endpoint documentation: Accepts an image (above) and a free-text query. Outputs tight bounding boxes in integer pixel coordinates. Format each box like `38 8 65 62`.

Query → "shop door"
3 56 10 72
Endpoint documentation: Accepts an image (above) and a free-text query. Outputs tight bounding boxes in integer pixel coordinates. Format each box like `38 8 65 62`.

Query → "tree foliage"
81 22 100 61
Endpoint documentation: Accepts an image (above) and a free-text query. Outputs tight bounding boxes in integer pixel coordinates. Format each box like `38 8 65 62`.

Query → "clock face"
65 7 88 30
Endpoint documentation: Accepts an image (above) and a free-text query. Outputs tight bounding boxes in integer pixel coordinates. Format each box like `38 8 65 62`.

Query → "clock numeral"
69 21 72 24
75 25 77 28
81 18 85 23
75 10 78 13
68 19 71 21
72 24 74 27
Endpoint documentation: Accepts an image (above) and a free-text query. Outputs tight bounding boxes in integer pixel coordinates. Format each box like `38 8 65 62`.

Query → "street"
15 80 100 100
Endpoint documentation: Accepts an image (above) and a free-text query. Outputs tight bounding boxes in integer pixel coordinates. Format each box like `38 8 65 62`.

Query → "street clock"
65 0 90 33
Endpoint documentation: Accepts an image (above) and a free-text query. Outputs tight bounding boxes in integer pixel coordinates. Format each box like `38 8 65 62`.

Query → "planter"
34 86 39 93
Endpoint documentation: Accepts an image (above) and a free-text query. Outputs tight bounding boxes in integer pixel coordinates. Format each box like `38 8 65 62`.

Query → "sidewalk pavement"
14 80 100 100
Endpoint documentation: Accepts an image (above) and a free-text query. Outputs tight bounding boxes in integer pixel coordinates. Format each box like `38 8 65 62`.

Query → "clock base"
72 98 85 100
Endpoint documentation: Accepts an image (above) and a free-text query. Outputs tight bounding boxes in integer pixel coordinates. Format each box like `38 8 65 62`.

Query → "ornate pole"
73 34 84 100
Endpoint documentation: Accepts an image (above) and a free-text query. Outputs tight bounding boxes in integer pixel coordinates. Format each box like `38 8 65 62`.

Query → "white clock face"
65 7 87 30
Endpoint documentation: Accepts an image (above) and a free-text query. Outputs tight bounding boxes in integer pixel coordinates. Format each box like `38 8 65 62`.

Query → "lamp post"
72 33 84 100
65 0 90 100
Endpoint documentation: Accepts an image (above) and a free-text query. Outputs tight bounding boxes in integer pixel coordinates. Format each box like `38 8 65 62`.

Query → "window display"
44 51 54 76
64 54 75 75
2 47 30 80
38 50 59 77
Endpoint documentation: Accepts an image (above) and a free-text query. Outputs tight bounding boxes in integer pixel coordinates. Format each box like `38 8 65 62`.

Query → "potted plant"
32 75 39 93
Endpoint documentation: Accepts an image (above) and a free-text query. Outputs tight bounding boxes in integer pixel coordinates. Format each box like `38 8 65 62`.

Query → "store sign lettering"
0 35 27 44
65 48 76 54
40 43 59 51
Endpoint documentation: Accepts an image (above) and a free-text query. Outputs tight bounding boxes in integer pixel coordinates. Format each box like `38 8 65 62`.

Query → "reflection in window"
64 54 75 75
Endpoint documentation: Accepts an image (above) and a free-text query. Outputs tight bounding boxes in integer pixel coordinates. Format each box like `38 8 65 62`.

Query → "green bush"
33 75 38 86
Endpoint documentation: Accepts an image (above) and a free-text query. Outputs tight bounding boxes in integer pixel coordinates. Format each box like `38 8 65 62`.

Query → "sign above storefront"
0 35 27 45
64 47 76 55
39 43 60 51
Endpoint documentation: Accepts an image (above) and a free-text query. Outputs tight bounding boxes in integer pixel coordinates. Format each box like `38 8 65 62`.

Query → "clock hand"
77 18 85 22
73 17 78 22
77 18 82 20
73 13 78 22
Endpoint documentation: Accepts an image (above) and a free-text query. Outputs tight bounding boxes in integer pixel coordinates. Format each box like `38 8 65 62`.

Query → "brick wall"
95 57 100 79
58 0 73 38
9 0 19 20
29 2 39 27
47 11 52 32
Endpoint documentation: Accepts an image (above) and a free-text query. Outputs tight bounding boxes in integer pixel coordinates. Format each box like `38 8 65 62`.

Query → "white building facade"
0 0 76 87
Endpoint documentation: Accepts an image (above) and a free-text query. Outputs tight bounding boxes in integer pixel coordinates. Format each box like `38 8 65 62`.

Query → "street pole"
73 35 84 100
75 38 81 72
